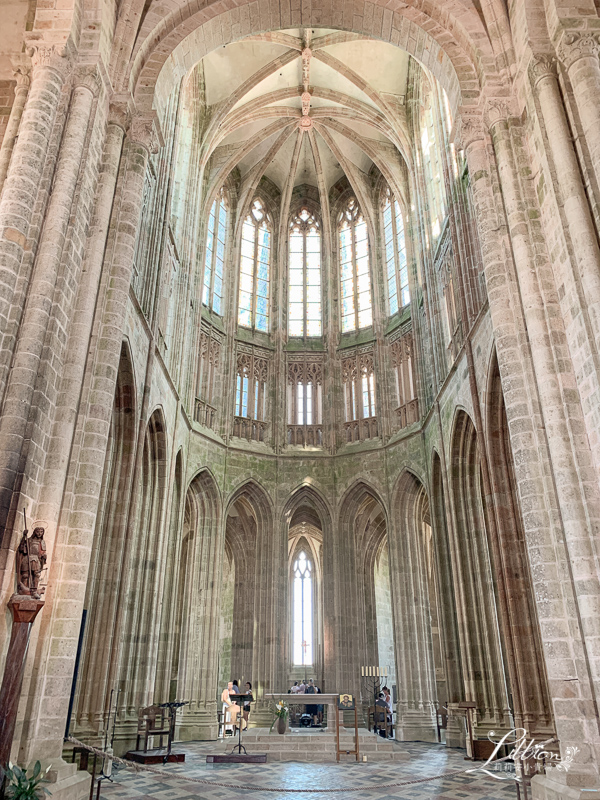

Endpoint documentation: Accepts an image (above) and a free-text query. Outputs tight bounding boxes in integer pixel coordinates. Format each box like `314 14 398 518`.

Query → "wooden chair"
135 705 170 752
367 706 375 732
372 705 393 738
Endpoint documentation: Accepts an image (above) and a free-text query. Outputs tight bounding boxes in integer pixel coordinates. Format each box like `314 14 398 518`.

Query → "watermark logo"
466 728 578 781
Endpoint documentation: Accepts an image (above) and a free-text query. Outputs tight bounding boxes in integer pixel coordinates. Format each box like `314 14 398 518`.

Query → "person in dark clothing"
242 681 253 724
374 692 390 738
305 679 318 725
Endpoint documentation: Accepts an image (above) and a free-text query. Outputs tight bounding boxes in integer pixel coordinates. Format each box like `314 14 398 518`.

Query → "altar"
264 693 343 732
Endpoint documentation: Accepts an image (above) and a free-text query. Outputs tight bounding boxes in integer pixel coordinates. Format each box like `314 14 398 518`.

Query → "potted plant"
269 699 289 734
4 761 51 799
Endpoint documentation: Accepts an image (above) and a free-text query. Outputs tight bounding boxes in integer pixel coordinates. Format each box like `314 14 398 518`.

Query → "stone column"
0 45 70 368
557 32 600 194
34 114 126 535
0 74 97 561
14 121 152 768
0 67 31 197
529 53 600 465
461 111 600 793
388 499 438 742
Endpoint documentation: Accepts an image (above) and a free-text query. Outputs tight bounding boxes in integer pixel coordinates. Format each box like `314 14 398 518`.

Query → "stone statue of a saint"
16 527 47 599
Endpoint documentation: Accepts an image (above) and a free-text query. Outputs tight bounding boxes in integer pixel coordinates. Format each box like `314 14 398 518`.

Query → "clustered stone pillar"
18 127 152 767
558 33 600 194
0 67 30 198
462 109 600 792
0 45 70 384
529 53 600 461
0 73 97 558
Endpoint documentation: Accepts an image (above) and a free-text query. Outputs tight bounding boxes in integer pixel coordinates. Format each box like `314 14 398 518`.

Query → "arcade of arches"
2 1 600 798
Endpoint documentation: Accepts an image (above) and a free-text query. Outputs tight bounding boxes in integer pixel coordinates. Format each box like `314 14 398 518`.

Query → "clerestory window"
203 192 227 315
288 208 322 338
339 198 372 333
238 199 271 332
382 188 409 315
421 86 447 241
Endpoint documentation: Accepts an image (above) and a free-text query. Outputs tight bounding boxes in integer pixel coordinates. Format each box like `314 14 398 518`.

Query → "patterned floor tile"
98 740 518 800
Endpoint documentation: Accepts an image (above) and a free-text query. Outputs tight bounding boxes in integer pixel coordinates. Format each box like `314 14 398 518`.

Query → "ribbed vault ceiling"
200 28 412 200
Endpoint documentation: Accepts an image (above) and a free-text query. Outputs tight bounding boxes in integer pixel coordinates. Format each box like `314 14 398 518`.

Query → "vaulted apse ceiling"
199 28 413 203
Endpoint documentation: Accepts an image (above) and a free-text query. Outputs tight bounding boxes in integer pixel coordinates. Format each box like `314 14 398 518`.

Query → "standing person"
242 682 253 724
315 682 323 726
290 681 300 693
382 685 393 728
231 679 240 695
306 679 318 726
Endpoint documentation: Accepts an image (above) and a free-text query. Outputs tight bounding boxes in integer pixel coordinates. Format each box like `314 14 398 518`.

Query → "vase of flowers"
269 699 289 734
4 761 51 799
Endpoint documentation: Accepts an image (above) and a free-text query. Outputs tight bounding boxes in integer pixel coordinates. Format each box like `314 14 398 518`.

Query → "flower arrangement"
4 762 51 799
269 699 289 732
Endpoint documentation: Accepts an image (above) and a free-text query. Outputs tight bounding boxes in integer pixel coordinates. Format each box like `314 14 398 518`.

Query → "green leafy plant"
4 761 51 799
268 699 289 731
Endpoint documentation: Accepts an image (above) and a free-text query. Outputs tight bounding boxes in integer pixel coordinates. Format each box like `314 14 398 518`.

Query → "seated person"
374 692 390 737
221 681 245 734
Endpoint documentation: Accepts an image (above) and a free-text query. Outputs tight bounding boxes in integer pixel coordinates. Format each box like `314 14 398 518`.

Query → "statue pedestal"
0 594 44 795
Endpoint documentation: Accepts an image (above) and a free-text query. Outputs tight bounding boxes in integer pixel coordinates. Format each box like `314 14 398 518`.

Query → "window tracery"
390 332 419 429
288 207 322 338
203 191 227 315
287 357 323 447
339 198 372 332
382 188 410 316
233 348 269 442
195 325 222 430
342 349 377 442
238 198 271 332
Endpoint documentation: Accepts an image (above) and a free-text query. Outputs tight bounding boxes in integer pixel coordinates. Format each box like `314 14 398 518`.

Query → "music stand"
230 693 252 755
158 701 189 763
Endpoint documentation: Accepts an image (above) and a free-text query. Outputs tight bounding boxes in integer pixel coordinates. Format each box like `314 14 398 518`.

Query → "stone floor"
98 738 519 800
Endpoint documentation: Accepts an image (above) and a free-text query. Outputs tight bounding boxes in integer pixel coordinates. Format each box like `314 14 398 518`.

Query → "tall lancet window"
421 86 447 241
288 208 322 337
293 551 313 665
238 199 271 332
382 189 409 315
203 192 227 314
339 198 372 332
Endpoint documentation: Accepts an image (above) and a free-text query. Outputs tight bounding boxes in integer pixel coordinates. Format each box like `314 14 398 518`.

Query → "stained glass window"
383 189 410 316
288 208 322 337
203 193 227 315
293 551 313 666
238 199 271 332
339 198 372 332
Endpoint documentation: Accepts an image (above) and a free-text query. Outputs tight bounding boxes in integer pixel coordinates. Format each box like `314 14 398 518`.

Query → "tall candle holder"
360 665 389 707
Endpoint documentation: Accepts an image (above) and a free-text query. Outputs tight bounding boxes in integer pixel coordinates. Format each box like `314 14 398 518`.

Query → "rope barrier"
65 735 521 794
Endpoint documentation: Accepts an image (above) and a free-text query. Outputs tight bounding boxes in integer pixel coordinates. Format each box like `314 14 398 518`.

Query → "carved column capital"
73 64 102 96
558 32 600 71
129 113 161 154
455 112 486 150
528 53 558 88
25 42 72 78
108 100 131 133
12 64 31 95
484 98 514 130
